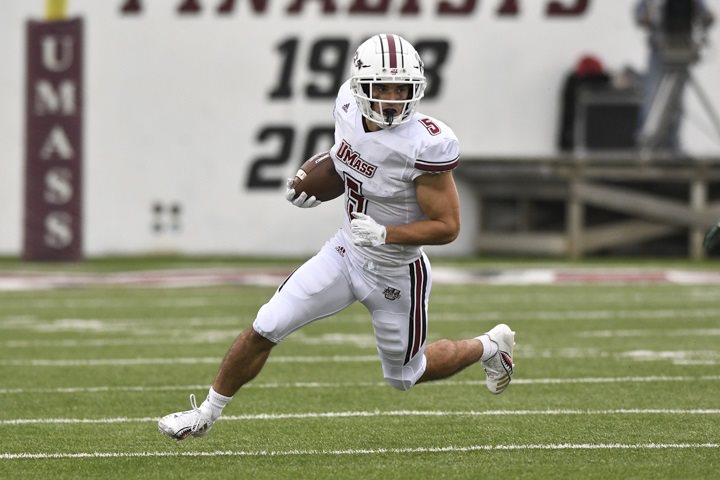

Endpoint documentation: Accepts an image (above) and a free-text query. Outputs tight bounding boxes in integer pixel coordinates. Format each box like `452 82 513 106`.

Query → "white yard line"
5 327 720 349
2 375 720 395
3 308 720 333
577 328 720 338
1 443 718 460
433 289 720 305
0 355 380 367
0 298 257 309
2 409 720 426
3 348 719 367
1 267 720 292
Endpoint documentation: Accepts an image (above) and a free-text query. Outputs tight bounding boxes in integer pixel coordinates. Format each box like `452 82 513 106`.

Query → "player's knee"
381 353 426 391
249 327 278 348
384 375 417 391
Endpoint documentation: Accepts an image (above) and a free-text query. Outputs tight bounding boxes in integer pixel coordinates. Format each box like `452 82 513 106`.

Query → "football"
291 151 344 202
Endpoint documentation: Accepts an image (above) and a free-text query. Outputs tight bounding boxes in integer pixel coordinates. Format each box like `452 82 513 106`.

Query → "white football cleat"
158 394 214 441
480 323 515 395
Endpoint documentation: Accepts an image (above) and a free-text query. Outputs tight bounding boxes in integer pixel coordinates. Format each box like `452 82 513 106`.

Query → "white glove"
350 212 387 247
285 178 322 208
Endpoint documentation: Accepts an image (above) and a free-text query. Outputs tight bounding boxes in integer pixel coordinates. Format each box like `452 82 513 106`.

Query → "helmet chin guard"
350 34 426 129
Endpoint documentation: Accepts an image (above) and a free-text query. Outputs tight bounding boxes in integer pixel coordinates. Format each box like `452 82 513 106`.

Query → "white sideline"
2 409 719 426
2 350 719 367
2 267 720 291
0 355 379 366
1 443 718 460
1 375 720 395
3 307 720 326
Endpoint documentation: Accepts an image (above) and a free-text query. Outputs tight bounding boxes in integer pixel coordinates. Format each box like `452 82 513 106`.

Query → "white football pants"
253 230 430 390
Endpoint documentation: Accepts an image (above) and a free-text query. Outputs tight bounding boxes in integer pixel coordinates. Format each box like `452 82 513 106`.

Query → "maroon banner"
24 18 83 261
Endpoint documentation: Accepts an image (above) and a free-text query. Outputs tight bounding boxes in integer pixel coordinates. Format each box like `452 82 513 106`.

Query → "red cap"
576 55 604 77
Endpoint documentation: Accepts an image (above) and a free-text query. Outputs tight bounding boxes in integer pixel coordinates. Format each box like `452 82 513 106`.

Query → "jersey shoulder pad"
412 116 460 173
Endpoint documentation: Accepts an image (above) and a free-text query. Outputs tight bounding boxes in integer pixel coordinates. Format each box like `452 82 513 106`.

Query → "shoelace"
188 394 207 433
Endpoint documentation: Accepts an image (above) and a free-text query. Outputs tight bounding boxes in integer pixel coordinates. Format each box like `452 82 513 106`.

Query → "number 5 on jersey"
345 175 367 218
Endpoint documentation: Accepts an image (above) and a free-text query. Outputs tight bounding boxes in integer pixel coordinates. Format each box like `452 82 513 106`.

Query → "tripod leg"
687 74 720 142
639 72 685 150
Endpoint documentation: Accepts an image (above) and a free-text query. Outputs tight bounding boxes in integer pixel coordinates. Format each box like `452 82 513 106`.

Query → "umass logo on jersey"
336 140 377 178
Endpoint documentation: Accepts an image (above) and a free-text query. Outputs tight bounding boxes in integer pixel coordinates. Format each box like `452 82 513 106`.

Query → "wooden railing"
455 154 720 259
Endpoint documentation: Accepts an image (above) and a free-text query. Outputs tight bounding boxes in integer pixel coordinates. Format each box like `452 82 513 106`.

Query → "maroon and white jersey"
330 80 460 266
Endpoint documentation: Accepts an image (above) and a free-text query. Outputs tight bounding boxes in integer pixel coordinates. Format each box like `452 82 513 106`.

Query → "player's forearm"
385 219 459 246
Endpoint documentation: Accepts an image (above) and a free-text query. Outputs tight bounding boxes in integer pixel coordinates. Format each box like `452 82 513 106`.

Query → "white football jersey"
330 80 460 266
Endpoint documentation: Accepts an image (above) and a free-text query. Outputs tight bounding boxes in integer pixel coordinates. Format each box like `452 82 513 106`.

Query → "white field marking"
0 297 215 309
2 332 371 349
335 308 720 324
578 328 720 338
3 333 240 349
0 316 243 330
519 347 720 365
0 326 682 350
0 326 243 341
0 289 645 303
433 288 720 305
0 298 269 311
0 269 289 292
4 308 717 340
1 443 718 460
3 308 719 336
620 350 720 362
432 267 720 285
0 266 710 292
1 375 720 395
2 287 716 309
3 409 720 426
4 348 720 367
5 318 135 333
667 270 720 284
0 355 380 367
7 324 720 350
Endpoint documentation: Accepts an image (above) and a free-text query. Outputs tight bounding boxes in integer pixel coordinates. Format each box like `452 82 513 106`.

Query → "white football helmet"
350 34 426 128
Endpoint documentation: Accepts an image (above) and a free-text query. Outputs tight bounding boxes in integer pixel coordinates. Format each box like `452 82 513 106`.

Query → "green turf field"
1 260 719 479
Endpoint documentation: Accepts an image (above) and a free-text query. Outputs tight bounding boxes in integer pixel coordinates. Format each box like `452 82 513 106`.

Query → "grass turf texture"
1 259 719 479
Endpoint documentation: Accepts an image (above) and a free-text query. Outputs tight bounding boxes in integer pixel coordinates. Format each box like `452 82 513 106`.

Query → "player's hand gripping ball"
288 151 344 204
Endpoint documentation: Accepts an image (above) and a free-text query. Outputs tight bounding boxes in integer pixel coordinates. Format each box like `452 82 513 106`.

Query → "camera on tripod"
637 0 718 153
656 0 710 66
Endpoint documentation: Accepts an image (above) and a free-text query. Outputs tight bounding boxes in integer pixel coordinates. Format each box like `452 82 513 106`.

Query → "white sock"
201 387 233 420
476 334 498 362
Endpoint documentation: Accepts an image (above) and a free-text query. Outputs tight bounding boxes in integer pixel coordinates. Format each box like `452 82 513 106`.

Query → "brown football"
291 151 344 202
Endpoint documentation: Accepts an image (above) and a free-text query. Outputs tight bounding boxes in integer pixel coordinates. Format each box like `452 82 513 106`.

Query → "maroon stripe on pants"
404 261 417 365
411 259 423 358
404 257 429 365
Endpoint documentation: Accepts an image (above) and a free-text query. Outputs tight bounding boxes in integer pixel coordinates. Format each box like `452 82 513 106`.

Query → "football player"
159 33 515 441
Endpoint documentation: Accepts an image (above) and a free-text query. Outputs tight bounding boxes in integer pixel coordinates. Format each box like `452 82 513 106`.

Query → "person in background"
557 54 611 151
635 0 715 152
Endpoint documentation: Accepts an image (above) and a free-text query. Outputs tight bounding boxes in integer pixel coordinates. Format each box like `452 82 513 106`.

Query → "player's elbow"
447 226 460 244
437 220 460 245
